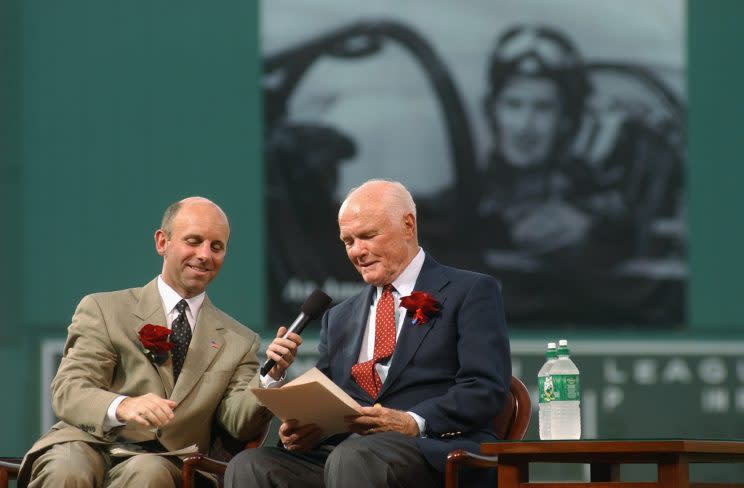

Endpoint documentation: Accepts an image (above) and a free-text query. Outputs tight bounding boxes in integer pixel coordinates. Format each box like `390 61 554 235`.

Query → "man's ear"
403 213 416 239
154 229 168 257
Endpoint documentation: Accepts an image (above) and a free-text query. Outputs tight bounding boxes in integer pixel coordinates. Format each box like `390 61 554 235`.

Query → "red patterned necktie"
352 285 396 398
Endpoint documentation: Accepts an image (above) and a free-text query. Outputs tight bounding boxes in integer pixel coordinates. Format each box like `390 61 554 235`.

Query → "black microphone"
260 288 332 376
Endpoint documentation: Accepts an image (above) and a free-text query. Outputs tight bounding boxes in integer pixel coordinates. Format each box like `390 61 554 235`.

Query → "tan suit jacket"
19 278 272 485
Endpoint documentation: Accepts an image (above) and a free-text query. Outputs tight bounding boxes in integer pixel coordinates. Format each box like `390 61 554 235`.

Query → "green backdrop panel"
688 0 744 329
18 0 264 330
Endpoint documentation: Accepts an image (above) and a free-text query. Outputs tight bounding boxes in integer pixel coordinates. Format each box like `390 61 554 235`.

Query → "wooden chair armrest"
0 458 22 488
444 449 499 488
181 453 228 488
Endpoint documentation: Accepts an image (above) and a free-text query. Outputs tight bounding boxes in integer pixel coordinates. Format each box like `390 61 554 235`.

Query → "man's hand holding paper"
278 419 324 452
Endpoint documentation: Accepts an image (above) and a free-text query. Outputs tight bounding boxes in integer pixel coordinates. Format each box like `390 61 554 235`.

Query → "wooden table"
480 439 744 488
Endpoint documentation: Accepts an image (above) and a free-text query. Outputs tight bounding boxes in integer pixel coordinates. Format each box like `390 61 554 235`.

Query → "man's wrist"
406 411 426 438
104 395 128 430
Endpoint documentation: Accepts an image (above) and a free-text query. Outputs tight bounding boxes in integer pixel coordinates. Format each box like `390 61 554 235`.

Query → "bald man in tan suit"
19 197 301 487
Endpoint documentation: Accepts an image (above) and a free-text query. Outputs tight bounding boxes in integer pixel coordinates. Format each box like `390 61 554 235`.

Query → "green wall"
18 1 264 330
688 0 744 329
1 0 262 454
2 0 744 466
1 0 30 459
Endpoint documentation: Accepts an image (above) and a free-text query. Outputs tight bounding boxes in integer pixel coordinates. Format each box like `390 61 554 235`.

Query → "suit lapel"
381 256 450 397
170 296 225 404
132 279 174 396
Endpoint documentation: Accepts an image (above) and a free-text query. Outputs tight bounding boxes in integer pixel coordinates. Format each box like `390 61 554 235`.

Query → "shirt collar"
377 247 425 298
157 275 206 317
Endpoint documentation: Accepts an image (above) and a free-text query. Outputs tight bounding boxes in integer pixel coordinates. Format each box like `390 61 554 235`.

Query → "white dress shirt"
357 248 427 435
157 276 205 334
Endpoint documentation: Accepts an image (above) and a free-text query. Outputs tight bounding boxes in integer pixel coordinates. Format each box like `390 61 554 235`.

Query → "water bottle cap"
547 342 557 349
558 339 568 346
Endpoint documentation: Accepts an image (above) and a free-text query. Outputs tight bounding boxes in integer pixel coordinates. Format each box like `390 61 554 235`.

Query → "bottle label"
538 376 555 403
551 374 580 401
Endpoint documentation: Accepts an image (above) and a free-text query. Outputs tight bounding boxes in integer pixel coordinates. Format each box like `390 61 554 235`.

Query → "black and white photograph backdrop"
262 0 686 327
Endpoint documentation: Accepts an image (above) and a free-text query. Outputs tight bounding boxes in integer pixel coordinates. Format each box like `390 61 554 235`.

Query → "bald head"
339 180 417 228
161 196 230 240
338 180 420 286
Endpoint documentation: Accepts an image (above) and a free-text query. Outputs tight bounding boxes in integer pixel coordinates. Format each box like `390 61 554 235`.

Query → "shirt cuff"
104 395 128 430
260 373 285 389
407 411 427 438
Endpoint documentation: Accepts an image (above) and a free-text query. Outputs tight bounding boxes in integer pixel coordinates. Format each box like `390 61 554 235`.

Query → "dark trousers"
224 432 442 488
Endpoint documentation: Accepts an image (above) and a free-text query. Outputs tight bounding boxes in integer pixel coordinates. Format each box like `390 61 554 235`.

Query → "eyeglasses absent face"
491 76 563 168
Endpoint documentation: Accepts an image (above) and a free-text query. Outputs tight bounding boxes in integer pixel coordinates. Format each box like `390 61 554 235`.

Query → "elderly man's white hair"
339 179 417 221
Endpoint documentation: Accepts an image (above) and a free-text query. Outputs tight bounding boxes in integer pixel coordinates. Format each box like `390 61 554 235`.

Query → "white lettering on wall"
736 387 744 413
282 278 319 303
701 388 729 412
661 357 692 384
322 278 366 301
603 386 624 412
634 359 658 384
604 359 627 384
698 357 727 384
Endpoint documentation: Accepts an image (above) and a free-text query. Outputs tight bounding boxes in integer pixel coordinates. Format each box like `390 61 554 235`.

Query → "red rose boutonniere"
400 291 440 325
138 324 173 365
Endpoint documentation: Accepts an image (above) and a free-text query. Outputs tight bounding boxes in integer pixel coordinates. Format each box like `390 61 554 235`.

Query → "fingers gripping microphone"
260 289 333 376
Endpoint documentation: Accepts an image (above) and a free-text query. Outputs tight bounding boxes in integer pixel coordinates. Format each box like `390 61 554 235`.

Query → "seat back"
493 375 531 440
0 457 21 488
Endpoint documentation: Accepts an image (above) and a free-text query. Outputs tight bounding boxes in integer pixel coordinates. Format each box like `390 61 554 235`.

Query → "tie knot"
175 299 188 314
382 284 394 296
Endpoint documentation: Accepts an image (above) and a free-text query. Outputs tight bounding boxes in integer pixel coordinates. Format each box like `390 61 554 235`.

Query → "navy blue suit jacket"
316 254 511 472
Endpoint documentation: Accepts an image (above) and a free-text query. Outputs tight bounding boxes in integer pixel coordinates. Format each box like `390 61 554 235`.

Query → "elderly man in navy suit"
226 179 511 487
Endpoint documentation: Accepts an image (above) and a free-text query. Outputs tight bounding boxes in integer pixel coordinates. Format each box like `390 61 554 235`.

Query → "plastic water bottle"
537 342 558 440
550 339 581 439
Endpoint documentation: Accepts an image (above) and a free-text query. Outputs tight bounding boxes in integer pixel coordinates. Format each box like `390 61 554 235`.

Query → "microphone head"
301 289 333 319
